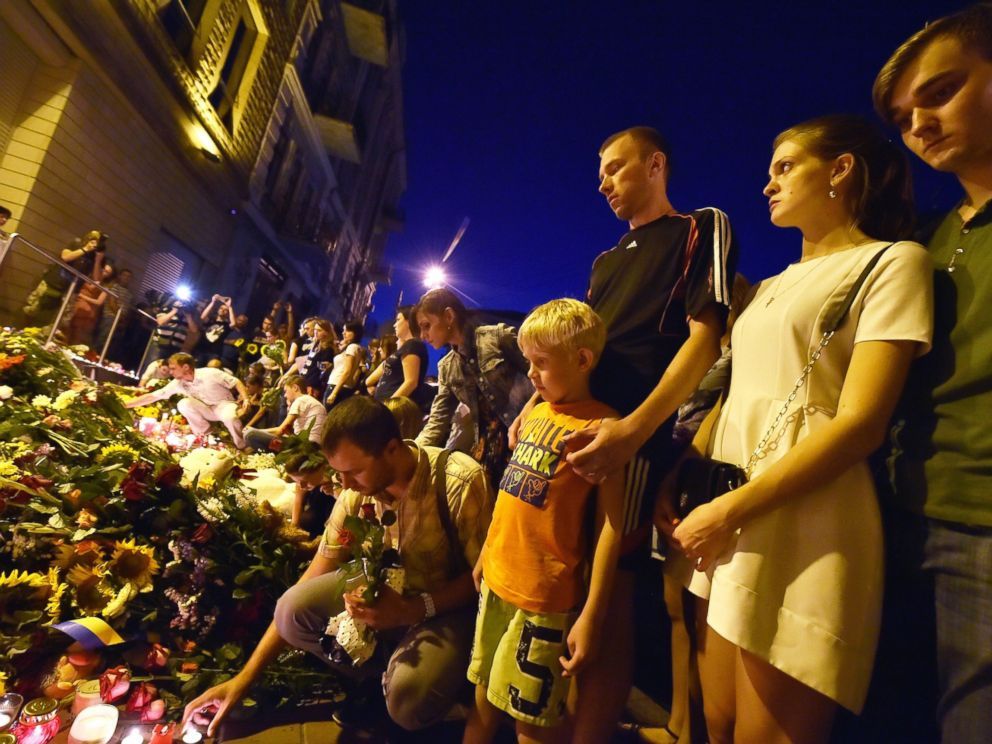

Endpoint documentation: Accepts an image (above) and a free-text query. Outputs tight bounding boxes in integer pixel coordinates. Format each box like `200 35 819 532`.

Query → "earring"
828 187 837 199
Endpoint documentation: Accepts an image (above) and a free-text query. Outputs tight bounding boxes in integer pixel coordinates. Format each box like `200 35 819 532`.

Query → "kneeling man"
126 352 248 449
184 396 492 734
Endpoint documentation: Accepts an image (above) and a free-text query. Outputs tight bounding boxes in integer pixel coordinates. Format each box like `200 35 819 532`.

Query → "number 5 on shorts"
509 620 563 718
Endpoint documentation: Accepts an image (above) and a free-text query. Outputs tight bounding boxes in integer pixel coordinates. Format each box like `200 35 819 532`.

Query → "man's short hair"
599 126 673 180
245 374 264 388
283 375 304 391
321 396 402 457
873 3 992 122
0 205 11 219
518 298 607 361
167 352 195 369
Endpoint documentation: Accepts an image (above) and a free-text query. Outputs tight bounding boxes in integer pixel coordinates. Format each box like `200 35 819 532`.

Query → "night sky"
371 1 967 341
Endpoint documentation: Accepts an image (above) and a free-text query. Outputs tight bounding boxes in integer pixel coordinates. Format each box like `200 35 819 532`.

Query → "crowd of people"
15 4 990 742
170 7 992 743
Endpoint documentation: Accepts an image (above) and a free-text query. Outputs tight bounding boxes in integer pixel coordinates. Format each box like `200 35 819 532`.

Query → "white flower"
0 385 12 400
31 394 53 409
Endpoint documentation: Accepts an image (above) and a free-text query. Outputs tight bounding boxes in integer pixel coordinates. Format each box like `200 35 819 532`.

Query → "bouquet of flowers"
321 504 404 666
0 329 338 712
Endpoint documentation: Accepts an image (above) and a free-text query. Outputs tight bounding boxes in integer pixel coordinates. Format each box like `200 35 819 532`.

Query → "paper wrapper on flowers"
241 468 296 516
325 611 376 666
383 567 405 594
179 448 234 487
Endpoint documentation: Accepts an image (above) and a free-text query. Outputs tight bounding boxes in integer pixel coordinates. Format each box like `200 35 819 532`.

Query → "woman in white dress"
667 115 934 743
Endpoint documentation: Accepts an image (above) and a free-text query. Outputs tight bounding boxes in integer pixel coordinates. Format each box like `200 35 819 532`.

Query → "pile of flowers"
0 329 338 714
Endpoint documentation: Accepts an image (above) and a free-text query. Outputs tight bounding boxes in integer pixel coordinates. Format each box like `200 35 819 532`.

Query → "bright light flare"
423 266 446 289
175 284 193 301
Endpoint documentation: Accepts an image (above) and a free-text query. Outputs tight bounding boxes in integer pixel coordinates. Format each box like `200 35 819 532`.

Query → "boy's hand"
472 556 484 593
559 614 598 678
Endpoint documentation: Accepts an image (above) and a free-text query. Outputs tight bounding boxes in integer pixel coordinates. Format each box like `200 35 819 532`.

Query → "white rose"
0 385 12 400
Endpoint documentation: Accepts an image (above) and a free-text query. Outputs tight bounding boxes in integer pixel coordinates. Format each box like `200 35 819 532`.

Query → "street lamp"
423 265 446 289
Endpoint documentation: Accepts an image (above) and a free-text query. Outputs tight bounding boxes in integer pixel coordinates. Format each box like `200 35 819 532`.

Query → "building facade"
0 0 405 329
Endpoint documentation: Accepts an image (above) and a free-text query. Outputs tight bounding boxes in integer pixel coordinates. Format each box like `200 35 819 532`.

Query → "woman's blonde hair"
518 298 606 360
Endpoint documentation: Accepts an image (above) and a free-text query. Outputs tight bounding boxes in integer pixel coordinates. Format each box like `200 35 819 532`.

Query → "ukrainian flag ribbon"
52 617 125 650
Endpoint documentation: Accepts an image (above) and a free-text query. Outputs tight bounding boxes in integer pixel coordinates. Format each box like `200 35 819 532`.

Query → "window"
157 0 208 59
207 1 269 133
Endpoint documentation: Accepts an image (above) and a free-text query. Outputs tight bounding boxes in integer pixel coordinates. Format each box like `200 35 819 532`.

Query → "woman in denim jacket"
414 288 531 486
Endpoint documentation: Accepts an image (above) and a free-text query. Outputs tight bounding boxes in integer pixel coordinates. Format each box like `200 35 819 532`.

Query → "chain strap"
742 329 835 477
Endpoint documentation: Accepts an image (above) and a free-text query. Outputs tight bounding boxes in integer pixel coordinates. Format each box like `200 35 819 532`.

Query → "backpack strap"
434 449 470 576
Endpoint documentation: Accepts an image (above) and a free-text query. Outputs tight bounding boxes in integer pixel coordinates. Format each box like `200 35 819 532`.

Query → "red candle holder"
149 721 175 744
9 697 61 744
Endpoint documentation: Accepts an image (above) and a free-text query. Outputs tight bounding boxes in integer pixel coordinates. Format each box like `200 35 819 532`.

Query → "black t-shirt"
200 319 231 351
587 208 738 418
302 346 336 393
373 338 429 402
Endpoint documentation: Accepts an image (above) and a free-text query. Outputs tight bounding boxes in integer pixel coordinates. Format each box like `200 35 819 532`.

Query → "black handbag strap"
434 449 469 576
821 243 894 333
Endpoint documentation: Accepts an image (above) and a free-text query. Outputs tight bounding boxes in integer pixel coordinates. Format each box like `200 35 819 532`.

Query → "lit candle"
122 731 144 744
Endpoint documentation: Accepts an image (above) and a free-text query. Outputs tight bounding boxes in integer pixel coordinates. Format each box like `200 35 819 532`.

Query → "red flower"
141 699 166 722
180 661 199 674
156 464 183 488
145 643 170 670
267 438 283 452
125 681 157 712
18 474 54 490
190 523 214 545
337 528 355 547
360 503 377 521
99 665 131 702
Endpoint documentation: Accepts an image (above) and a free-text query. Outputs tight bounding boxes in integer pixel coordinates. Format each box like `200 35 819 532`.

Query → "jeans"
273 569 475 731
243 427 277 452
925 518 992 743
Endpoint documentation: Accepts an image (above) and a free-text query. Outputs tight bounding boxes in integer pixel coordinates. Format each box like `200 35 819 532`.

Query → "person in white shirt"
243 376 326 451
126 352 249 449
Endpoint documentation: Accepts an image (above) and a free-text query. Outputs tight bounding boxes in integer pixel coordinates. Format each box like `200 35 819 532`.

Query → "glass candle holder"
0 693 22 730
9 697 61 744
70 679 103 718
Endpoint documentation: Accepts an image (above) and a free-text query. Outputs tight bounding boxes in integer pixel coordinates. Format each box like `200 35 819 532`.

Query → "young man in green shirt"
874 5 992 741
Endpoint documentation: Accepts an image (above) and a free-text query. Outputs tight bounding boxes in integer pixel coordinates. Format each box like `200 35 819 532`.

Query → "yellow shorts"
467 581 576 727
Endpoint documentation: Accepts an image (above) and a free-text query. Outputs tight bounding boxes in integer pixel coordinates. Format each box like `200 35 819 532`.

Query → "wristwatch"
420 592 436 621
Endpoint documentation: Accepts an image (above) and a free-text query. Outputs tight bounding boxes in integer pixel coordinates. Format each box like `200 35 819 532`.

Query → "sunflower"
55 540 105 571
45 567 66 622
67 564 113 615
96 443 140 465
0 569 62 623
108 538 159 591
102 582 139 619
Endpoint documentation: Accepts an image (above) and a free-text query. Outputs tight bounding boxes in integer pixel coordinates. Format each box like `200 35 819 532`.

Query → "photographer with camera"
23 229 111 327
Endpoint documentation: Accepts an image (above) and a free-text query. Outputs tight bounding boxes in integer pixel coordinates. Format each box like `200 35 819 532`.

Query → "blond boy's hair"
518 298 606 360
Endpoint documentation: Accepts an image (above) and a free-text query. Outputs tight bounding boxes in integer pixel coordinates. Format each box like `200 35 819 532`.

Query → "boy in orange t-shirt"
465 298 625 741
